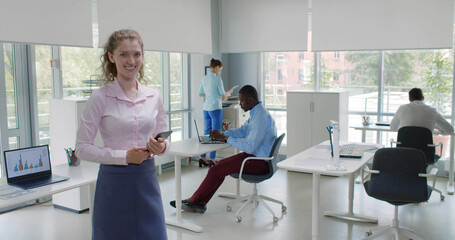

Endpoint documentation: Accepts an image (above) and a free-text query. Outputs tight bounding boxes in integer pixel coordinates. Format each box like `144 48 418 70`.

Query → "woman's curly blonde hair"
100 29 145 85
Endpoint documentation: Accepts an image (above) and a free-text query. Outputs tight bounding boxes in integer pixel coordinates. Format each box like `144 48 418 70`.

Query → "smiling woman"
75 29 168 240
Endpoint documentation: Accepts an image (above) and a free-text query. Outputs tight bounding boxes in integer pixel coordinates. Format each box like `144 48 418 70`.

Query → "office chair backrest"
230 133 285 183
267 133 286 175
397 126 436 164
367 147 429 204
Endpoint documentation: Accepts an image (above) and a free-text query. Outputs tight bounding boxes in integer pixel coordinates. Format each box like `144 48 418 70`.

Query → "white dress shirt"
390 100 454 134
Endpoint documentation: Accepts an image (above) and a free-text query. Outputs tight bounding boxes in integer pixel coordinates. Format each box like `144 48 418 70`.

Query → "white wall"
224 53 260 96
189 0 226 137
189 1 263 139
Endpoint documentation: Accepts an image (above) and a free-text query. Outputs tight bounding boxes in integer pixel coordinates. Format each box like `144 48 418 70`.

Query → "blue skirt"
93 159 167 240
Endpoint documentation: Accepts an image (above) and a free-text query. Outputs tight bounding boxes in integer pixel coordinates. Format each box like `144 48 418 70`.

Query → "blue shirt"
224 103 277 158
199 72 226 111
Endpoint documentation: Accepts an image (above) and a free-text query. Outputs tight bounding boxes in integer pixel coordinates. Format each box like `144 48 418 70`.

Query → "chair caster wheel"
441 195 445 201
273 217 279 223
227 206 232 212
365 231 372 237
236 216 242 222
282 206 287 212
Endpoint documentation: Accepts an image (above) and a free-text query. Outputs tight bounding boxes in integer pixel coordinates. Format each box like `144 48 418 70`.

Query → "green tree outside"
422 51 453 114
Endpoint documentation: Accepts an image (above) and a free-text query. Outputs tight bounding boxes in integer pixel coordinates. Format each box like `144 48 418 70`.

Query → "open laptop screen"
4 145 52 182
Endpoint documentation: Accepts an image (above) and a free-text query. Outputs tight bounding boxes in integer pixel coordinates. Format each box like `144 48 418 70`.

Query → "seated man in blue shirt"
170 85 277 213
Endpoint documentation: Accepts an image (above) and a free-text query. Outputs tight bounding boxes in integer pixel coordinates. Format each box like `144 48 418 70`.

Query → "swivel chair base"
226 183 286 223
362 206 423 240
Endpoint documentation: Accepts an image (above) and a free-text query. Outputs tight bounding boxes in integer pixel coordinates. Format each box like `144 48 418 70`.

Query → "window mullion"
162 52 170 127
15 43 32 147
26 44 40 145
51 46 63 99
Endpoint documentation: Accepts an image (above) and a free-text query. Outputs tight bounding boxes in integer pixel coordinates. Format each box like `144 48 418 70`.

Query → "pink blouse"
76 80 168 165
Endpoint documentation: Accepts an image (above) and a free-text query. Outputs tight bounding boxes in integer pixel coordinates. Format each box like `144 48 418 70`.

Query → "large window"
169 53 185 141
61 46 103 97
4 43 17 132
2 43 29 150
263 52 315 143
144 51 163 92
34 45 53 145
320 51 380 143
263 49 454 157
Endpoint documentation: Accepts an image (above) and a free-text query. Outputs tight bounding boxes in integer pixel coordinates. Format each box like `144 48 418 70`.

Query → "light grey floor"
1 160 454 240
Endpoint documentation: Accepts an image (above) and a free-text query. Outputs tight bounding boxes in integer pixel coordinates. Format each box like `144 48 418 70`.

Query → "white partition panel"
98 0 212 54
0 0 93 47
312 0 454 51
221 0 308 53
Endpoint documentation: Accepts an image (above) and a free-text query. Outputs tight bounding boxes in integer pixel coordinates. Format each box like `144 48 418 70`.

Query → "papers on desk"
0 184 35 200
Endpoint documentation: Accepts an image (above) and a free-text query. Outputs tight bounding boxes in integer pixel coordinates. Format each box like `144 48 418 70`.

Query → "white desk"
0 161 99 233
351 123 455 195
277 141 381 240
166 138 229 233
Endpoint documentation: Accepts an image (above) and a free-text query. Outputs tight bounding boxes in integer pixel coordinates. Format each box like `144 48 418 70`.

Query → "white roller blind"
221 0 308 53
0 0 93 47
312 0 454 51
98 0 212 54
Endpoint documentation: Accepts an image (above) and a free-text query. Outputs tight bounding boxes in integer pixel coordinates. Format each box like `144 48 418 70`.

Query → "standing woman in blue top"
76 29 168 240
199 58 233 167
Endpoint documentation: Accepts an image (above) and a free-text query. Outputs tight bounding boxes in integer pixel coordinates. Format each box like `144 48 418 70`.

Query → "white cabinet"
50 98 103 213
287 91 348 157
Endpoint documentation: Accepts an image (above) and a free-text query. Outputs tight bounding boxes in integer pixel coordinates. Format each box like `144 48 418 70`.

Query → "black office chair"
361 148 437 240
226 133 287 223
391 126 445 200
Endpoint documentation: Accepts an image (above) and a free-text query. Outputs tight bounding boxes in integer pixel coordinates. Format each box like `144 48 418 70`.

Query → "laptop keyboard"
201 136 224 143
340 147 355 155
340 146 364 158
13 175 68 189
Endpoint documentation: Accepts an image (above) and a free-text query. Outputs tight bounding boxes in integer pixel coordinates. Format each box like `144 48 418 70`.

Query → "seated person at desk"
390 88 454 133
170 85 277 213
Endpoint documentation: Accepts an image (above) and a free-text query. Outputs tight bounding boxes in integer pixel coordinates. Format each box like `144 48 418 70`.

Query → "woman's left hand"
146 137 166 155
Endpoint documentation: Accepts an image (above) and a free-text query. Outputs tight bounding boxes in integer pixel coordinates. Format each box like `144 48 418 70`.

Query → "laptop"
327 127 363 158
4 145 69 189
194 119 226 144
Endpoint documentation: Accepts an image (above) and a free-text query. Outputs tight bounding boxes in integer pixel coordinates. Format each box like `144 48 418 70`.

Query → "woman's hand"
146 137 166 155
126 146 150 165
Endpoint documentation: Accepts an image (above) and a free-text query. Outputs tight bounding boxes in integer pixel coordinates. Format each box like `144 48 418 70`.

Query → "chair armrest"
428 142 443 157
390 138 401 147
419 168 438 189
363 166 380 174
361 165 380 183
238 156 273 181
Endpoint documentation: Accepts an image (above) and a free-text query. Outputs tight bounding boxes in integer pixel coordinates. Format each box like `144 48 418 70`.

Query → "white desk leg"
354 130 369 184
355 130 367 184
447 135 454 195
218 179 242 199
324 174 378 223
312 173 320 240
165 155 203 233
